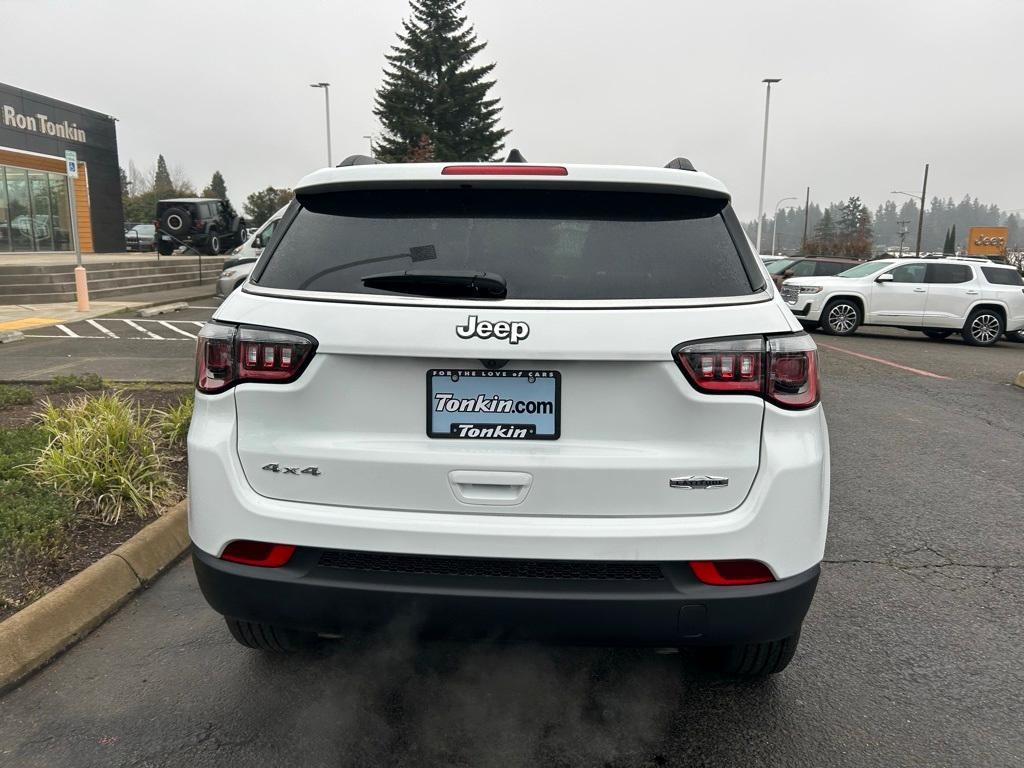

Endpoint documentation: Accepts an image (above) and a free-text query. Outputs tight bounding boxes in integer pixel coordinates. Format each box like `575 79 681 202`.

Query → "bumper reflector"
689 560 774 586
221 541 296 568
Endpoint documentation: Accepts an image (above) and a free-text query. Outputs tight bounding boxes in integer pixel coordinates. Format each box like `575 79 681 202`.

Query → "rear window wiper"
361 269 507 299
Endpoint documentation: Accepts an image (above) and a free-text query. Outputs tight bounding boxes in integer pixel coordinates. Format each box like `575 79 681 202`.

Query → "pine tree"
202 171 228 202
374 0 510 162
949 224 957 255
942 227 953 255
814 209 836 243
153 155 174 196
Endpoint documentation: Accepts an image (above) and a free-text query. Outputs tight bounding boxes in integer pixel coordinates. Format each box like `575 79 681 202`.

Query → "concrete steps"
0 258 224 304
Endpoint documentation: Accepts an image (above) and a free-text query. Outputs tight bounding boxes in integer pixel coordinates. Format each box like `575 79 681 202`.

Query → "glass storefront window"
0 168 10 252
0 164 73 252
28 171 53 250
5 167 33 251
47 174 72 251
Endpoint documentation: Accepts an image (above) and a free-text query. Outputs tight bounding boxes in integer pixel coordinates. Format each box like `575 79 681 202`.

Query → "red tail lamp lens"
690 560 775 585
441 165 568 176
195 323 316 393
674 333 819 409
221 541 296 567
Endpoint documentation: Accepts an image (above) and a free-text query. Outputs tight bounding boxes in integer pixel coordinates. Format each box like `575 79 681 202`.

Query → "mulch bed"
0 384 191 622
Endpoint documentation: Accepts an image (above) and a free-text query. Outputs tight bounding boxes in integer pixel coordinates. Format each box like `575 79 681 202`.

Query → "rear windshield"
254 189 756 300
765 258 797 274
838 260 894 278
981 266 1024 286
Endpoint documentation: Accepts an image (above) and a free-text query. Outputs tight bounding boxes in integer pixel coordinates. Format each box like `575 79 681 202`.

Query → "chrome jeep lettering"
455 316 529 344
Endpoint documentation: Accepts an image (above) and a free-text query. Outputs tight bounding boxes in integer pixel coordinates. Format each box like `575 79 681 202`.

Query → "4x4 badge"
456 316 529 345
669 475 729 489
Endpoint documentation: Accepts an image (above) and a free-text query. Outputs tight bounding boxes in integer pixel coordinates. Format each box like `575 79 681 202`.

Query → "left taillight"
674 333 819 410
195 322 316 393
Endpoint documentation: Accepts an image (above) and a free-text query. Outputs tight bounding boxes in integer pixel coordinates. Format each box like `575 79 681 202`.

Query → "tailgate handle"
448 470 533 506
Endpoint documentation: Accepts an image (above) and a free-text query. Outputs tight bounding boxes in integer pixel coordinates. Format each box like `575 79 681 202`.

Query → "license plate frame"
426 368 561 440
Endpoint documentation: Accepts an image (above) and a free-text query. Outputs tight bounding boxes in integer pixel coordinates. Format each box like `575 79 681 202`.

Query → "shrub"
0 427 76 558
31 392 170 524
0 385 34 409
159 394 194 445
47 372 105 393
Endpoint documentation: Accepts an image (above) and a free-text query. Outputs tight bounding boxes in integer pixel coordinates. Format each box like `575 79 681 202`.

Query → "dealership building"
0 82 123 254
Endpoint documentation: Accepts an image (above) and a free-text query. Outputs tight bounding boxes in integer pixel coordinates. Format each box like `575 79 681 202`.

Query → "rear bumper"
192 546 819 646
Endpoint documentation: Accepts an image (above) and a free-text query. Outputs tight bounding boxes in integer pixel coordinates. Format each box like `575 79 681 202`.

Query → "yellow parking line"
0 317 62 331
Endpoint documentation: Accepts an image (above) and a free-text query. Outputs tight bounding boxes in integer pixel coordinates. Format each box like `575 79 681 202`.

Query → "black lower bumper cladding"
193 545 819 646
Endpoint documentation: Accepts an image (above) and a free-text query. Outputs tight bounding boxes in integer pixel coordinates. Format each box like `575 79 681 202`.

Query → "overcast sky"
6 0 1022 220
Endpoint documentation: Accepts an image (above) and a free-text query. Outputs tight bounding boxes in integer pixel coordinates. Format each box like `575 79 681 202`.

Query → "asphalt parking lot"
0 315 1022 767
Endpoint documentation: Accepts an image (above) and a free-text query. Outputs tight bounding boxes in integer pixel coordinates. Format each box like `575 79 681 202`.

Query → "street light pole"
755 78 782 254
892 162 929 257
363 134 374 158
772 196 798 257
801 186 810 254
915 163 928 257
310 82 332 167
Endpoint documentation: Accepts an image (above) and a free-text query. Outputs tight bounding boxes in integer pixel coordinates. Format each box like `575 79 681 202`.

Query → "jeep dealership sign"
2 104 88 143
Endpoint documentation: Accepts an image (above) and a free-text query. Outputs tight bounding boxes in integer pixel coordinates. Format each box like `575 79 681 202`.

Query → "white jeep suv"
188 155 829 676
782 257 1024 344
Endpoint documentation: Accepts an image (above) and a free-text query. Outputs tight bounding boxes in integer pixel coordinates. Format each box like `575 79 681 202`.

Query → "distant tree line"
120 156 291 228
745 194 1021 256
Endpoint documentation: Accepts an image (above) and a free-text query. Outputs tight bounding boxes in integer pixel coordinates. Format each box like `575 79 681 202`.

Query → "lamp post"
362 134 374 158
755 78 782 254
310 82 332 167
891 162 929 257
771 196 798 257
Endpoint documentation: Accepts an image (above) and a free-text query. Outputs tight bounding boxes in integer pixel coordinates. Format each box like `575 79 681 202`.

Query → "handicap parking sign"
64 150 78 178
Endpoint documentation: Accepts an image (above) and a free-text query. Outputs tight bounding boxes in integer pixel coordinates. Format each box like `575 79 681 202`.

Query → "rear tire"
224 617 315 652
922 329 954 340
821 299 861 336
962 308 1004 346
700 631 801 677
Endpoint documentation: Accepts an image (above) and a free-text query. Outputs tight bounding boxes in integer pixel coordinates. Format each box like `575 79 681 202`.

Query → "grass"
159 394 193 445
47 372 105 393
31 391 171 524
0 384 34 409
0 427 77 559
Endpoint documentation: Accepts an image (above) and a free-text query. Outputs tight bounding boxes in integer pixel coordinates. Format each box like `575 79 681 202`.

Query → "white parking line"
190 321 205 327
122 319 164 339
158 321 197 339
55 324 79 338
86 319 119 338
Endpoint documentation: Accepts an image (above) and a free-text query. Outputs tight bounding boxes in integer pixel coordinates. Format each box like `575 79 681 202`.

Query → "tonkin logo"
455 316 529 345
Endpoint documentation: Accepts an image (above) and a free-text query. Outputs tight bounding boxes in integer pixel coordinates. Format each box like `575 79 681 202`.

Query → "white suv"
781 257 1024 345
188 156 829 677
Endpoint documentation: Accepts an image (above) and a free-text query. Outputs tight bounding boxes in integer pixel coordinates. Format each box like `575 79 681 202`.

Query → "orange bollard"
74 266 90 312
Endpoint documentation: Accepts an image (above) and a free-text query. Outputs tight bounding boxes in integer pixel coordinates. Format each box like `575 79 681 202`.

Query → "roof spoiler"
665 157 697 171
336 154 384 167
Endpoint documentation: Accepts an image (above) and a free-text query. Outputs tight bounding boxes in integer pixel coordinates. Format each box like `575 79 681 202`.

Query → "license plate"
427 369 560 440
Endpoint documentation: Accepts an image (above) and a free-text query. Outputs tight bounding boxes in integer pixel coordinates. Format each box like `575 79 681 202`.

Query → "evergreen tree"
814 209 836 243
244 187 293 227
153 155 174 196
949 224 956 254
202 171 228 202
374 0 510 162
942 227 953 255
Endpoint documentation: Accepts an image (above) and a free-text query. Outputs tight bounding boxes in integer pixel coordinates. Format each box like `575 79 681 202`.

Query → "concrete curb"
0 330 24 344
138 301 189 318
0 501 189 692
1015 371 1024 389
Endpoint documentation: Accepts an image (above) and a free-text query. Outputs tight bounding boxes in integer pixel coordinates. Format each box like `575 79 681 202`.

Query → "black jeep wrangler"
154 198 245 256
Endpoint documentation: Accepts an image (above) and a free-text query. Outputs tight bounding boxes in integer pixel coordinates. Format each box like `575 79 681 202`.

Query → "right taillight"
674 333 819 410
195 322 316 393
